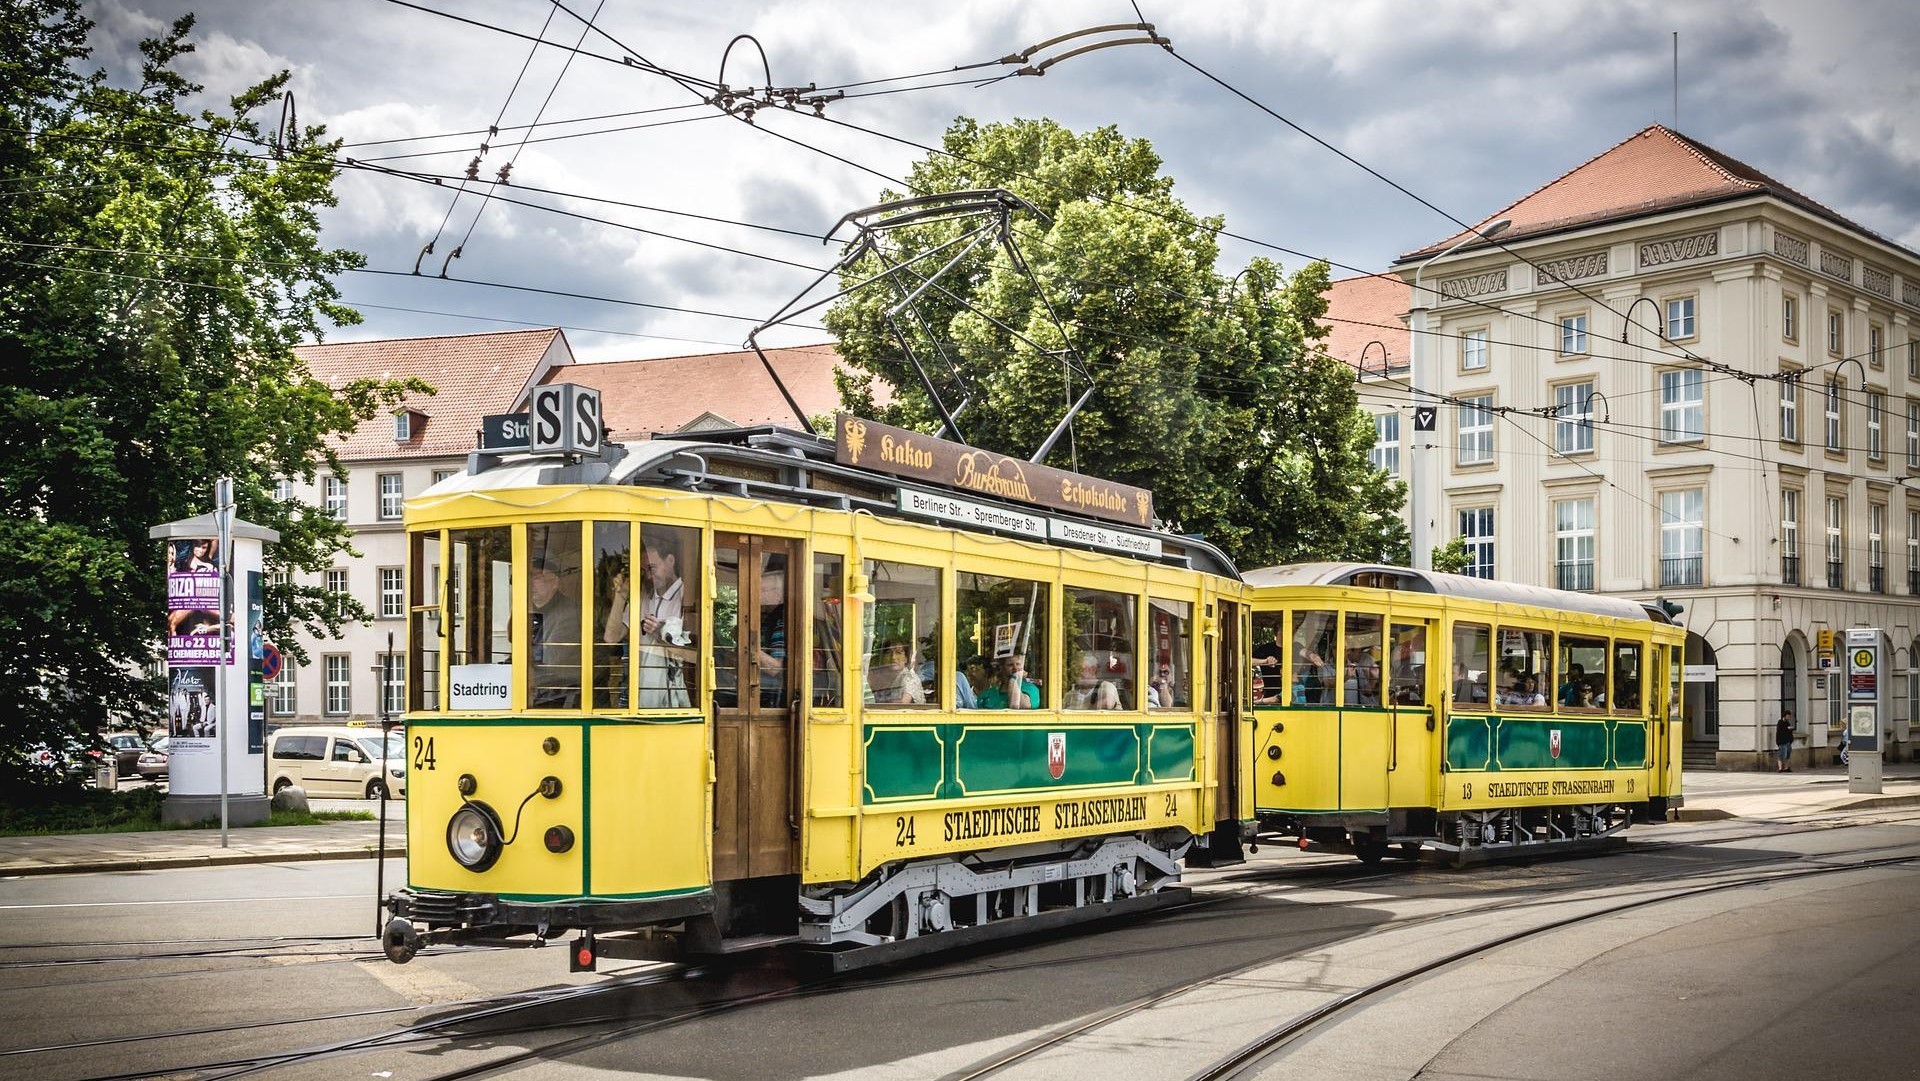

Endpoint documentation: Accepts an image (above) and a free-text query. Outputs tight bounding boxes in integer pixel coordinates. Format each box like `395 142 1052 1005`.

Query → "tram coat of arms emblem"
1047 732 1067 780
1549 729 1562 760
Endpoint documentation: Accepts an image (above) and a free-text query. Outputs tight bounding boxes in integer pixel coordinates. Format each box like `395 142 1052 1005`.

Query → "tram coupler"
382 917 423 964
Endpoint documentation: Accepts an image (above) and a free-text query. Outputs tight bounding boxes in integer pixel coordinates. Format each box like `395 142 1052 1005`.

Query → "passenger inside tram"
980 654 1040 709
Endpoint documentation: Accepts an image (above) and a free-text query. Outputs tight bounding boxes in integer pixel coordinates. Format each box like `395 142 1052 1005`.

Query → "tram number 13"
894 816 916 847
412 736 436 772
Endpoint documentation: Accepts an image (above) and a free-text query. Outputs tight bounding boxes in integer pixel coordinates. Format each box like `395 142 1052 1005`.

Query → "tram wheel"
1397 842 1423 861
1353 838 1387 865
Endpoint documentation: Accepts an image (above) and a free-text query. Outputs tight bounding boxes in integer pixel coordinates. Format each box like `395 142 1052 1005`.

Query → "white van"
268 726 406 799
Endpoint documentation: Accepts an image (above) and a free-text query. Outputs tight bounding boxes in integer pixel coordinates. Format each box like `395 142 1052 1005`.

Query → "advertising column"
151 507 279 828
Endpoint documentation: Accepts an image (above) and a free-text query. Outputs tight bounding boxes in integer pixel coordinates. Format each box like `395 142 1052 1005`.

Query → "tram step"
709 933 802 955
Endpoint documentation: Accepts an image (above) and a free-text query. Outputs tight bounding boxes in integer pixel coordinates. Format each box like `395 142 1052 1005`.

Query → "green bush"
0 785 165 834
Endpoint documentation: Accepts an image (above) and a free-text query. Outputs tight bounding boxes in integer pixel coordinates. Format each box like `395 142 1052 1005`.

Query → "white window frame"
1559 313 1589 355
324 654 352 716
1909 508 1919 587
1909 340 1919 380
1459 507 1495 580
432 468 458 486
1659 488 1704 585
1370 412 1400 475
274 477 294 502
1906 400 1917 469
379 652 406 716
1783 294 1797 343
1457 395 1494 466
1871 503 1886 571
1826 380 1843 451
1780 377 1799 444
393 411 411 441
1827 495 1846 576
1870 325 1884 369
1554 382 1595 454
1868 392 1885 460
1783 489 1800 559
323 475 347 521
1828 310 1843 355
1665 296 1696 340
1659 369 1704 444
377 472 404 520
1460 328 1489 371
269 662 296 716
378 566 404 619
325 568 349 617
1554 497 1596 591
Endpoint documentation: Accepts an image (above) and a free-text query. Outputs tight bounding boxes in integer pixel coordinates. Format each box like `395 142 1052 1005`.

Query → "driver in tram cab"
529 553 582 708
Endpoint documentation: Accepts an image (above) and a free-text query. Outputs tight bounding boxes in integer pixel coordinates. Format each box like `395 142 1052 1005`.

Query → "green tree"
0 3 417 787
824 117 1406 568
1430 537 1473 575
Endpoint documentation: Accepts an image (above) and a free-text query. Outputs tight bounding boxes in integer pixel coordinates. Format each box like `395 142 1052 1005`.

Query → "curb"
1673 808 1736 822
1835 793 1920 812
0 845 406 878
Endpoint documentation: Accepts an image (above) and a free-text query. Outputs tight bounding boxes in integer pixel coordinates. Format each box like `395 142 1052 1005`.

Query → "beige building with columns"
1325 125 1920 770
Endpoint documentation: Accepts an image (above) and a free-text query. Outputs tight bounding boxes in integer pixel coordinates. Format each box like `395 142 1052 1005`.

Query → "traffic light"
1653 596 1685 620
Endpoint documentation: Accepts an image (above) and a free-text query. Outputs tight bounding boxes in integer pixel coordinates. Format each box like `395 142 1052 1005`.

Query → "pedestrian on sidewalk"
1775 707 1795 772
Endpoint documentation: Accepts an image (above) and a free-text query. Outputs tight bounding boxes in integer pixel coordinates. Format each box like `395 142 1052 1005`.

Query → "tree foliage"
1429 536 1473 575
0 2 417 785
824 117 1406 570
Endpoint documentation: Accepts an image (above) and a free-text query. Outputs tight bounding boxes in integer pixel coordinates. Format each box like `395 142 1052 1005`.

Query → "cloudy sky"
83 0 1920 362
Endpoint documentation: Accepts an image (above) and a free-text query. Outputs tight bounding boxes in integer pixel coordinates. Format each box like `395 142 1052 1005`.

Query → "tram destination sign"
836 414 1154 528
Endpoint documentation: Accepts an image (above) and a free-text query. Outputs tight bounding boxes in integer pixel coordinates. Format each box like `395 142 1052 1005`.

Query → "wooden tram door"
711 534 796 882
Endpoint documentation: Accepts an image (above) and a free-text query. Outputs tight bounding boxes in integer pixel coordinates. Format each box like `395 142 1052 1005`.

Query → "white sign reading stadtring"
448 664 513 711
897 489 1046 539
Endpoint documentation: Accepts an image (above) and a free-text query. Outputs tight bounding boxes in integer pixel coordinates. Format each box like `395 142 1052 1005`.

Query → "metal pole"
376 629 393 938
1408 305 1431 569
215 477 233 847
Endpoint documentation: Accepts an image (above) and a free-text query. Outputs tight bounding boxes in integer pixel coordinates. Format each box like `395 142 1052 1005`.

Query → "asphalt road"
1 808 1916 1081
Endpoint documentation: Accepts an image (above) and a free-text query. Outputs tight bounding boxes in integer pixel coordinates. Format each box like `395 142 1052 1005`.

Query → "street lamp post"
1408 218 1511 570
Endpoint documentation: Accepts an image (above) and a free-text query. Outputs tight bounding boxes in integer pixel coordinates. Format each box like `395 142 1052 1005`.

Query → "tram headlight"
446 802 503 872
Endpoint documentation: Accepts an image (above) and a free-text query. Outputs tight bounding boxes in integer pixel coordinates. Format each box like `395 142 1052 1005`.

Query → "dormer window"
393 410 416 442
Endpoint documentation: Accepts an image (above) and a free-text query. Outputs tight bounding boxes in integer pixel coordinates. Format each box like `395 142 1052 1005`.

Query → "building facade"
1328 125 1920 769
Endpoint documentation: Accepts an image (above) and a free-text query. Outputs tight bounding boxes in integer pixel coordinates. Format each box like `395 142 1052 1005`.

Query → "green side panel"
957 726 1139 793
1145 725 1195 783
1613 720 1648 768
1495 717 1609 770
863 727 943 802
1446 715 1493 771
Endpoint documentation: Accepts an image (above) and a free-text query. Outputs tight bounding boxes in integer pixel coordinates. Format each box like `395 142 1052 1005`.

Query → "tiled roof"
1319 274 1409 376
297 328 562 460
1399 125 1889 262
543 344 864 440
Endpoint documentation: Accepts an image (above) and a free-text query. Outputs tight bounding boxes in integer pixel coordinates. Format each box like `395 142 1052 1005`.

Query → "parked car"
103 731 149 779
268 726 406 799
136 737 169 780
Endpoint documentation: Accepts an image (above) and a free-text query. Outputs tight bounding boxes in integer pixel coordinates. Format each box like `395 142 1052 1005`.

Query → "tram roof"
1242 562 1660 623
425 426 1241 579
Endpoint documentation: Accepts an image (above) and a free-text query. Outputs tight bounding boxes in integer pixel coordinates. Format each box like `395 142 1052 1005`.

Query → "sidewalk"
0 818 404 877
1676 760 1920 820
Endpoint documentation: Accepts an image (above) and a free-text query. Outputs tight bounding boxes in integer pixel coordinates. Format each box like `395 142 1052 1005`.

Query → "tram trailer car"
383 420 1254 970
1244 564 1685 865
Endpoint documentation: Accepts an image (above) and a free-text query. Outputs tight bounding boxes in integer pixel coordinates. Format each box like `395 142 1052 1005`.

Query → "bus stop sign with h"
1846 628 1883 794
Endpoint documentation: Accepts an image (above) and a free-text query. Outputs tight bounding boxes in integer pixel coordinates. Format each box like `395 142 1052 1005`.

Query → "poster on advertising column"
247 571 265 755
167 666 218 753
166 538 229 665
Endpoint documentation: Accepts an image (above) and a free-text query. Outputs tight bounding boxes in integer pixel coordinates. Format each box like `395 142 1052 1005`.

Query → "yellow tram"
384 412 1250 968
1244 564 1686 863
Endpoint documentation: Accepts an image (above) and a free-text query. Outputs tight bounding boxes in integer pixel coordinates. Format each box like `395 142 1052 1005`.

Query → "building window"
1909 508 1919 594
1665 296 1696 340
1554 497 1596 591
379 652 406 716
323 475 347 521
1826 379 1843 451
269 662 296 716
1459 508 1495 579
1828 310 1843 355
274 477 294 502
1783 295 1797 343
1780 377 1799 444
1909 340 1919 379
432 468 458 486
1370 412 1400 475
1461 328 1489 371
378 567 404 619
1782 489 1800 585
1659 488 1704 586
1554 382 1594 454
1868 393 1885 461
1559 314 1588 355
1827 495 1846 588
1870 503 1887 593
377 473 403 520
1907 401 1918 469
1870 325 1884 368
1457 395 1494 466
1659 369 1704 443
324 654 351 716
393 411 412 442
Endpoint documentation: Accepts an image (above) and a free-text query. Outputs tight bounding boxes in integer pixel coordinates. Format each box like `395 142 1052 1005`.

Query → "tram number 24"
412 736 436 772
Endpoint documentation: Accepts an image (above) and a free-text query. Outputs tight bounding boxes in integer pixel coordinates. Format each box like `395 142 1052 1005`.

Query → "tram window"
591 522 630 709
1557 634 1608 711
622 525 699 709
1495 627 1552 709
408 530 442 712
1146 598 1192 709
448 526 511 706
957 571 1049 710
1612 641 1645 714
1451 622 1491 706
1292 610 1336 706
1343 612 1384 707
1666 646 1683 723
1251 612 1285 705
1388 623 1426 706
812 553 845 708
862 561 940 708
1065 587 1137 710
526 522 584 709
